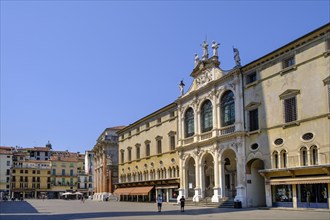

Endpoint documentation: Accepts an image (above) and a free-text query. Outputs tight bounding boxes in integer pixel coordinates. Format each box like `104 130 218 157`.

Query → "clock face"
196 70 213 89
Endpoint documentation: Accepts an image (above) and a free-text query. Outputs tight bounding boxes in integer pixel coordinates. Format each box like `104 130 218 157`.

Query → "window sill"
282 121 300 129
280 65 297 76
246 129 261 136
245 80 259 88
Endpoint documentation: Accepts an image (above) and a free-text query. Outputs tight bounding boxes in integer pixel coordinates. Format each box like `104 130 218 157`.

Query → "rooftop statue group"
194 40 241 67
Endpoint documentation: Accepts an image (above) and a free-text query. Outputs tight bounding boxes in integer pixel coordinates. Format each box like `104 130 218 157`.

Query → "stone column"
196 110 201 142
212 90 219 136
178 154 186 203
178 105 183 146
292 184 297 208
193 157 201 202
234 75 243 131
212 146 221 202
234 144 246 206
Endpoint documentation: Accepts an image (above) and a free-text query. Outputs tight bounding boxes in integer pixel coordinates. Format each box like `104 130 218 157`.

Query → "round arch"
246 158 266 207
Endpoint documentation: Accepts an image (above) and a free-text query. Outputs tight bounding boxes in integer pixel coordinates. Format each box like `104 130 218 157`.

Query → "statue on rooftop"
212 41 220 57
201 40 209 60
233 47 241 67
194 53 200 67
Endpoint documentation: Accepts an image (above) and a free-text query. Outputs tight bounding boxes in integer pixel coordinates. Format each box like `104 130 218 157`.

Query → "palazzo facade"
93 126 125 200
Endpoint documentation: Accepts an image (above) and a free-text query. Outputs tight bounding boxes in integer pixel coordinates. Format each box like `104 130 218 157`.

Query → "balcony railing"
200 131 212 140
219 125 235 135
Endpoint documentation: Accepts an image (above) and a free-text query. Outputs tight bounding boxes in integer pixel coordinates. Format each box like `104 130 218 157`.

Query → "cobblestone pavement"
0 199 329 220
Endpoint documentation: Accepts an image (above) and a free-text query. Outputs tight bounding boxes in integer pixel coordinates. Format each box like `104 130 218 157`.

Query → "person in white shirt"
157 194 163 212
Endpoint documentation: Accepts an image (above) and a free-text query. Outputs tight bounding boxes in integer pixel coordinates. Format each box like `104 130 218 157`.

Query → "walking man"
157 194 163 212
180 196 185 212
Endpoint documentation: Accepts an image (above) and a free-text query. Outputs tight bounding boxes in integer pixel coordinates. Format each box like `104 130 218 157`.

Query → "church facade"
115 23 330 209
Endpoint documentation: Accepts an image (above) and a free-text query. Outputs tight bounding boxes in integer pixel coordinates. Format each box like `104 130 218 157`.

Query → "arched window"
310 145 318 165
201 100 213 132
184 108 195 137
300 147 308 166
273 151 279 168
221 91 235 126
280 150 287 168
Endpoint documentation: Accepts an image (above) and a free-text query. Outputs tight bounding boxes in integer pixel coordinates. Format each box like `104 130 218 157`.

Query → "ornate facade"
176 42 246 204
93 126 124 200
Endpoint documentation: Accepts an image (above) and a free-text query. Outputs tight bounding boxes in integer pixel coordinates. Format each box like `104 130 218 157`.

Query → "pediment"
323 76 330 85
245 102 260 110
279 89 300 99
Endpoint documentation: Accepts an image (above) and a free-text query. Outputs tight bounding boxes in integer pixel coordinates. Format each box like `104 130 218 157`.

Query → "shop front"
268 176 329 209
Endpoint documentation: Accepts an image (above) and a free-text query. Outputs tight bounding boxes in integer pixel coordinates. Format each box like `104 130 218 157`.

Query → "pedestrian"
180 196 185 212
157 194 163 212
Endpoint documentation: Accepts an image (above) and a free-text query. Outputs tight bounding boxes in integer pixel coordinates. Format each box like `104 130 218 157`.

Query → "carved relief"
196 70 213 89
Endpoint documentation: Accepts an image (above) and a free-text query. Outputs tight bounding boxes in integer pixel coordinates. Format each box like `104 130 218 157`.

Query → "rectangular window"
37 152 40 156
62 169 65 176
37 177 40 182
157 140 162 154
146 144 150 157
62 162 66 167
282 56 295 69
328 85 330 112
62 178 65 185
25 170 28 174
37 170 40 174
121 151 124 163
6 161 10 166
249 109 259 131
128 149 131 161
246 71 257 84
20 170 23 174
170 136 175 150
284 97 297 123
136 147 140 160
70 169 73 176
52 169 56 175
25 176 28 182
6 169 10 175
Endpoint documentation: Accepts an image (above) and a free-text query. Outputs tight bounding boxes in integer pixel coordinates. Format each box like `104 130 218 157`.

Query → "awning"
113 188 133 195
267 176 330 185
113 186 153 196
130 186 153 195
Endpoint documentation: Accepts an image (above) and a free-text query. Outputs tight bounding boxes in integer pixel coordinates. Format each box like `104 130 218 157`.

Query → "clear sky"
1 1 329 153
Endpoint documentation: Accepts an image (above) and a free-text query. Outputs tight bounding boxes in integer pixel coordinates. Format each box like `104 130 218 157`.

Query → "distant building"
11 151 51 199
93 126 125 201
0 146 14 200
49 152 80 199
84 150 94 197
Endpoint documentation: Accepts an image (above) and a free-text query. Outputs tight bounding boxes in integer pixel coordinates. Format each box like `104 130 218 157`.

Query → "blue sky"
1 1 329 152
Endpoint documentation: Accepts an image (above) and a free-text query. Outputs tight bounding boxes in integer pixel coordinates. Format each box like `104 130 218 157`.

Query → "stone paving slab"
0 199 329 220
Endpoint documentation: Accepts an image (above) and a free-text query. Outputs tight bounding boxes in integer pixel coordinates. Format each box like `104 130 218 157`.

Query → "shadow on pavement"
0 201 39 213
0 207 250 220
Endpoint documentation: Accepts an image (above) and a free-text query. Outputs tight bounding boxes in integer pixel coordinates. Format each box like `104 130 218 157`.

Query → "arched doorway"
202 153 214 198
186 157 196 198
246 159 266 207
221 149 237 199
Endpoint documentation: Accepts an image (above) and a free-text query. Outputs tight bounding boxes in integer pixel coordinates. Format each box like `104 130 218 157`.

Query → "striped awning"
113 186 153 196
267 176 330 185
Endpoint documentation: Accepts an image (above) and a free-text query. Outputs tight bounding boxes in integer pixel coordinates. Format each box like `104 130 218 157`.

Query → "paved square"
0 200 329 220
